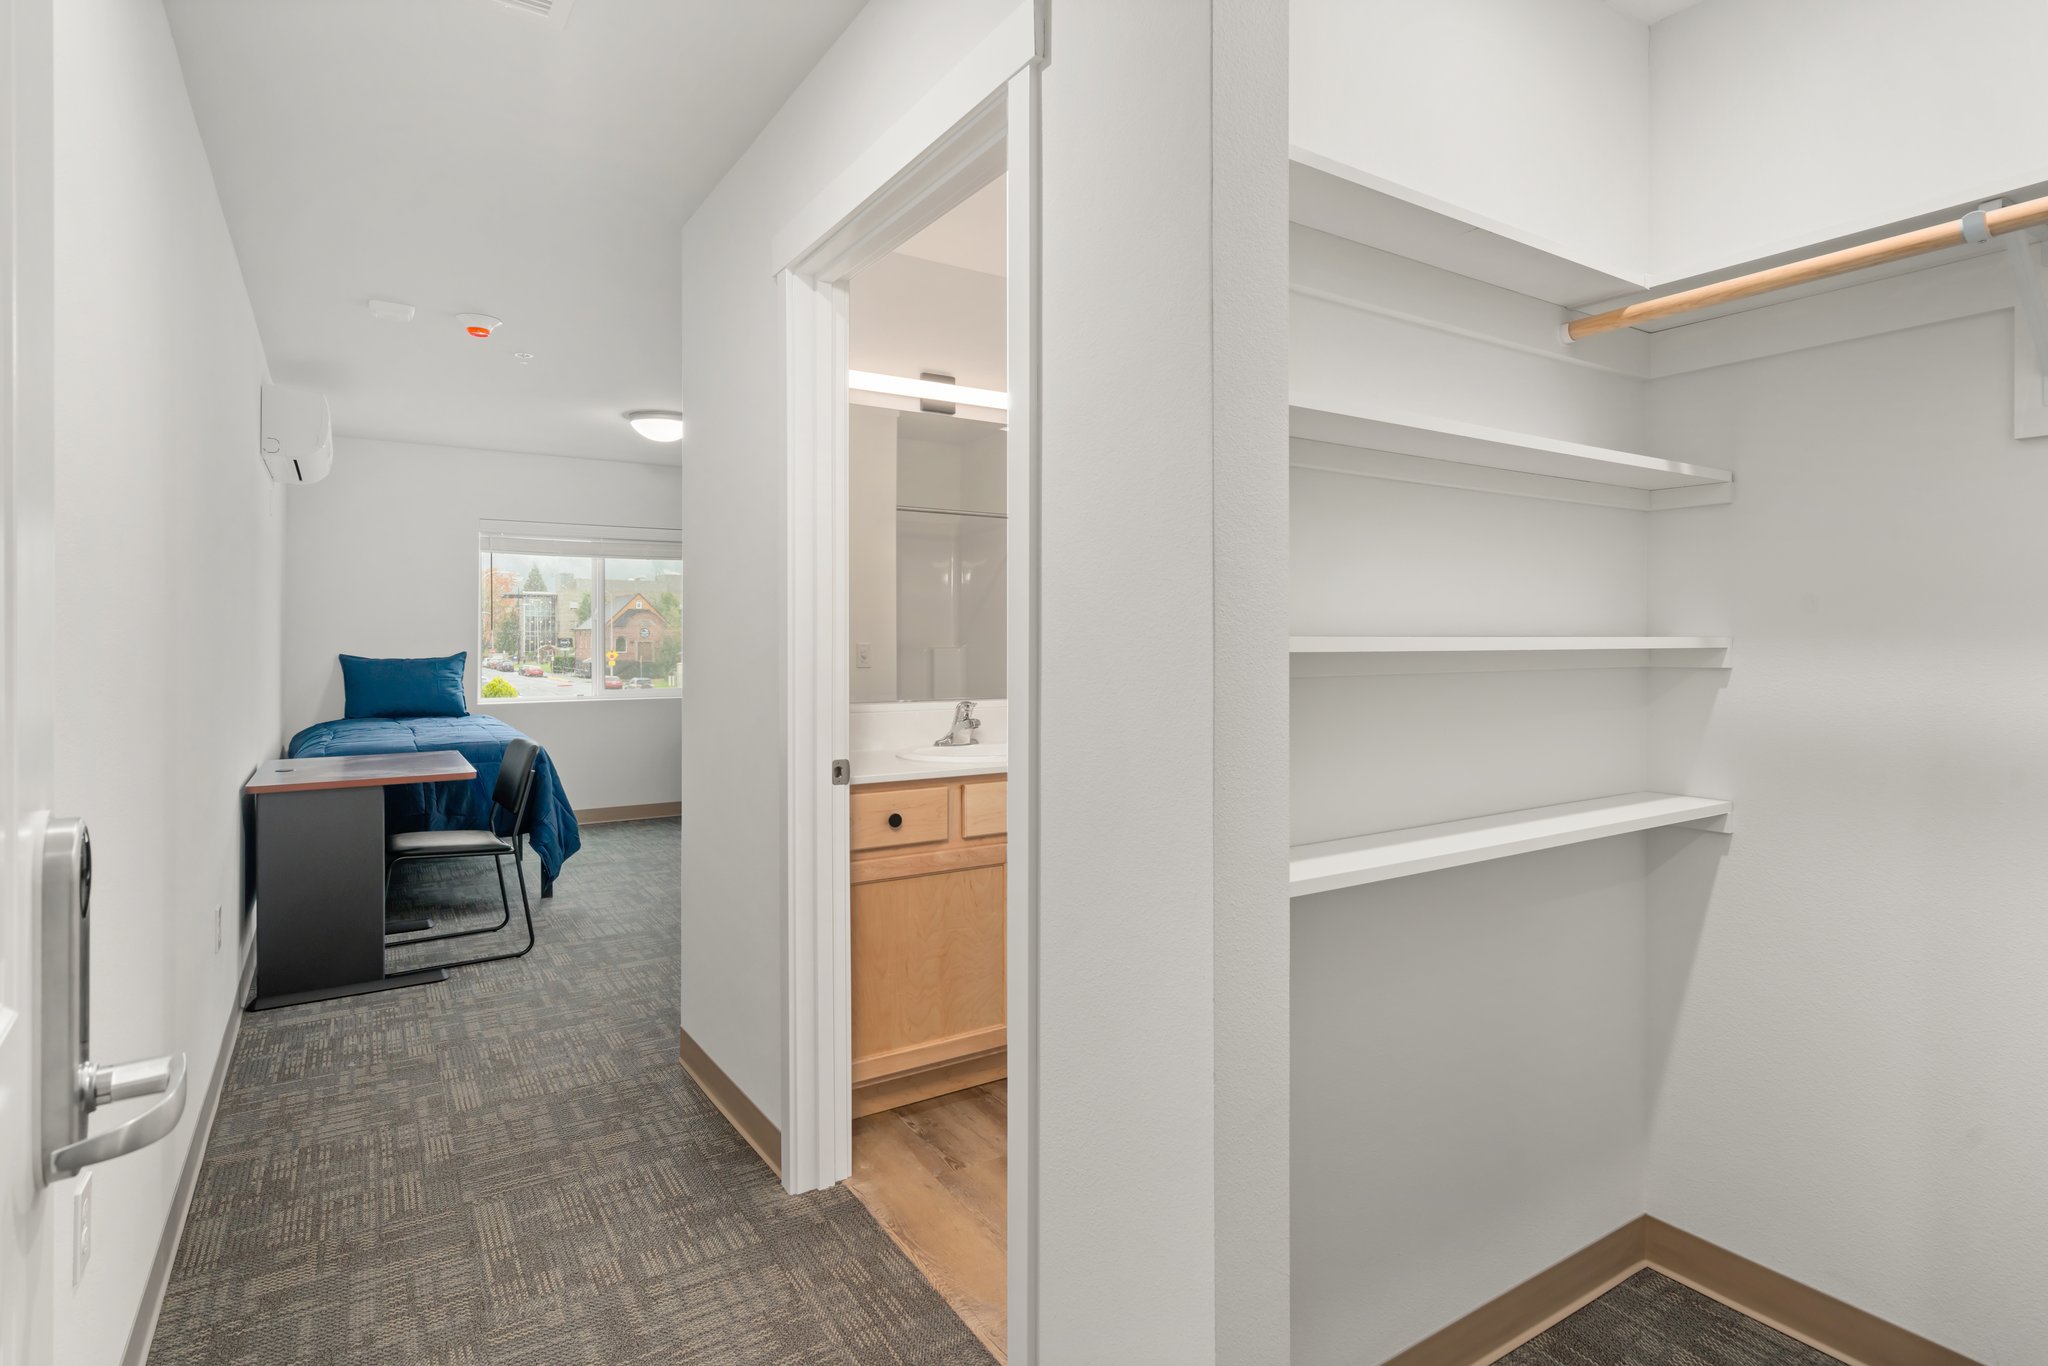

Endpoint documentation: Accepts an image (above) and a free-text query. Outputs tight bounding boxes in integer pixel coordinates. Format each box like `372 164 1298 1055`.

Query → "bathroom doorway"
778 65 1036 1366
841 176 1011 1358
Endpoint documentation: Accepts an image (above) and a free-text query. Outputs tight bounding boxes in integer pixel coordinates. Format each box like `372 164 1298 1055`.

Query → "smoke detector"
455 313 504 340
487 0 578 29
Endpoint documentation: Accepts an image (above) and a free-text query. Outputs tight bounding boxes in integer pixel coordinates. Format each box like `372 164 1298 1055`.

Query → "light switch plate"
855 642 872 669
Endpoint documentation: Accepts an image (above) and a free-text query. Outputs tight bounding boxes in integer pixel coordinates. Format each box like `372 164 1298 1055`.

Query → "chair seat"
388 828 514 859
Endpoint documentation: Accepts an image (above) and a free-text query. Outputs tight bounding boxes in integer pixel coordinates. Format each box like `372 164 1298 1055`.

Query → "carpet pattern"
149 819 995 1365
1500 1269 1844 1365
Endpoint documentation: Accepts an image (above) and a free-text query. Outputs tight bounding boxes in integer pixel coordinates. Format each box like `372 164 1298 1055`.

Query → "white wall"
1644 305 2048 1362
1291 0 1651 281
1649 0 2048 282
280 437 683 812
1036 1 1291 1358
46 2 278 1361
1287 227 1666 1362
674 0 1022 1134
850 249 1006 391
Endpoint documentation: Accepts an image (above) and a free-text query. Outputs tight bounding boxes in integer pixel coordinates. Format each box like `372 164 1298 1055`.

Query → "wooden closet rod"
1566 194 2048 341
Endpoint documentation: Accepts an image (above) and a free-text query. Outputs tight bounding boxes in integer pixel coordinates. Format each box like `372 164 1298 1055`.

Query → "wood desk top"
246 751 476 795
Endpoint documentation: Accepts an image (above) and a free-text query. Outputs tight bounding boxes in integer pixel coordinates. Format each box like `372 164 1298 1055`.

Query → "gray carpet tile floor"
150 818 995 1366
1499 1269 1843 1366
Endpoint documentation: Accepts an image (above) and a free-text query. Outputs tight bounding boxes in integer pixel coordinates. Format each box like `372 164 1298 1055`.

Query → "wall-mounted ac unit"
259 383 333 484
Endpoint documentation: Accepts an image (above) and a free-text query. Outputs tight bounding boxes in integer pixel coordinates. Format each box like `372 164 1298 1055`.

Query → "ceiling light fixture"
626 410 686 443
849 370 1008 410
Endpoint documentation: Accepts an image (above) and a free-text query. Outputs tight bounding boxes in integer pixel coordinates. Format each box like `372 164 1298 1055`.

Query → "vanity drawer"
851 785 950 851
961 779 1006 839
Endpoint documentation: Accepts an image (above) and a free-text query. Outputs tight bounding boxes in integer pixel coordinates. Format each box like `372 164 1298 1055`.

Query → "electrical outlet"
73 1173 91 1285
855 642 872 669
214 902 223 950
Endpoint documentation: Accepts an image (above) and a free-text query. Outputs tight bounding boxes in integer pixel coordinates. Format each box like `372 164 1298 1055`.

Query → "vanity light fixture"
626 410 686 443
848 370 1008 411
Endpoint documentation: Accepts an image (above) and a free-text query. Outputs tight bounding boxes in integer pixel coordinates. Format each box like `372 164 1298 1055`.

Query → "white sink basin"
896 743 1007 765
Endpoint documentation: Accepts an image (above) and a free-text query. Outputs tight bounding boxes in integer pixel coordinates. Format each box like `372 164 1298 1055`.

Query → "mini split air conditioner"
259 383 333 484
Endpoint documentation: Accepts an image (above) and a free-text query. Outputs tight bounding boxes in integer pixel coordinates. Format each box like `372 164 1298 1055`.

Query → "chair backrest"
492 738 541 836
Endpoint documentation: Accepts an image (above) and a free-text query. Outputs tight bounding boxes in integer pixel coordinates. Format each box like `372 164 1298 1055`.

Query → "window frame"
476 522 682 707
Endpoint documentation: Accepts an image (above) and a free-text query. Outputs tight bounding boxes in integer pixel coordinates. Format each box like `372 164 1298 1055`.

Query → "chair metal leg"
421 841 537 972
383 853 512 946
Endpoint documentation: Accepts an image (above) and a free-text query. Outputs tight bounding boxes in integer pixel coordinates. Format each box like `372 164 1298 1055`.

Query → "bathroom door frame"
777 11 1042 1360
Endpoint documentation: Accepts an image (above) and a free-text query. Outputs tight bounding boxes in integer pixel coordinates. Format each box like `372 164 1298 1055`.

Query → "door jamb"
778 68 1039 1366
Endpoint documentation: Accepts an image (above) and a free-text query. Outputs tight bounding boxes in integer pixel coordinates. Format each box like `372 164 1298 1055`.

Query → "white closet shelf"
1290 792 1733 898
1290 636 1729 654
1289 402 1734 509
1289 148 1648 308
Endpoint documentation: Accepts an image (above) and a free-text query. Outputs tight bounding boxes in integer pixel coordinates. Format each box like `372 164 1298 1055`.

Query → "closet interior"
1287 4 2048 1363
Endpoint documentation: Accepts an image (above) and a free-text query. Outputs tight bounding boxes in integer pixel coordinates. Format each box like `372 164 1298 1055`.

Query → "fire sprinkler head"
455 313 504 339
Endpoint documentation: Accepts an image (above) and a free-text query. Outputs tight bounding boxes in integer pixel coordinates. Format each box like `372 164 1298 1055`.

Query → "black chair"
383 738 540 969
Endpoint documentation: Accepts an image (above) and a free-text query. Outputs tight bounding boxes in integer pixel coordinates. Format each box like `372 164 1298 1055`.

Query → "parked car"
487 655 514 672
603 675 624 690
520 664 544 677
626 676 654 689
575 661 593 678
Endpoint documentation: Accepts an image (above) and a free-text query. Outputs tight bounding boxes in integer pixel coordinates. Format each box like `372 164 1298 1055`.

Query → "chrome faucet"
935 700 981 746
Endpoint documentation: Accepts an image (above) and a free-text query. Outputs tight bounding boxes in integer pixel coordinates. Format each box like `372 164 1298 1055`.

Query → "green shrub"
481 676 518 700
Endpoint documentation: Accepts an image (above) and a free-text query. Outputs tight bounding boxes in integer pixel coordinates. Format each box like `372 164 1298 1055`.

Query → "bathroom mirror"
851 407 1006 702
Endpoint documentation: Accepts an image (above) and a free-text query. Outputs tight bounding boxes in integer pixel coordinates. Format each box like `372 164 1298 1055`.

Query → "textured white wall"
46 1 279 1359
280 437 684 813
1649 0 2048 281
1291 0 1651 281
1645 308 2048 1362
674 0 1021 1129
1036 0 1291 1357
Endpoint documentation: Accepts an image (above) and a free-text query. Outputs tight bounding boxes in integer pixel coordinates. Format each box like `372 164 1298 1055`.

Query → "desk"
246 751 476 1010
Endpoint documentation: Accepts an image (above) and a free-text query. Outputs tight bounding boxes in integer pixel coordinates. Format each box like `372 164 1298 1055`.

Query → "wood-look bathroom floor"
847 1081 1008 1362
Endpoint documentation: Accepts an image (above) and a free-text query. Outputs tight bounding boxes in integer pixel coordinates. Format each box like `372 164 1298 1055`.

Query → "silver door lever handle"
49 1052 187 1181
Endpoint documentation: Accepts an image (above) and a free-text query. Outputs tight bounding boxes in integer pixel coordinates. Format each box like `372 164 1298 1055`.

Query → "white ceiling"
1603 0 1709 24
165 0 865 466
895 177 1006 278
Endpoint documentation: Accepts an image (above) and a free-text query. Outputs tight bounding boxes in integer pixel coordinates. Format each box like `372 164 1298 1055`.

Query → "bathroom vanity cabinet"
850 772 1007 1117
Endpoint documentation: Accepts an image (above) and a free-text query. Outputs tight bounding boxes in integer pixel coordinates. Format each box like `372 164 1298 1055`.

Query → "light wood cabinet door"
851 863 1006 1070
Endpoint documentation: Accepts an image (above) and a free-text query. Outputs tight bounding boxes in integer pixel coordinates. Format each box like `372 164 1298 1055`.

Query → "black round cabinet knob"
888 812 904 829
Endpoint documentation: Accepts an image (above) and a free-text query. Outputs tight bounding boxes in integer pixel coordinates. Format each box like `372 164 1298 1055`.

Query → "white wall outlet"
855 642 872 669
215 902 223 950
73 1172 92 1285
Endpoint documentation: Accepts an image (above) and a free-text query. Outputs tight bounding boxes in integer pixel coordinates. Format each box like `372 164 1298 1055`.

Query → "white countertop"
849 749 1007 785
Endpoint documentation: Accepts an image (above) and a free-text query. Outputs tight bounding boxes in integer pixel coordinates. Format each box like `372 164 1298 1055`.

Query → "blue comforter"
286 715 580 895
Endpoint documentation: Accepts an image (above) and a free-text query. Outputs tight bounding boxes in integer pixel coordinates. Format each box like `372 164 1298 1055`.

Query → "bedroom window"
477 524 682 704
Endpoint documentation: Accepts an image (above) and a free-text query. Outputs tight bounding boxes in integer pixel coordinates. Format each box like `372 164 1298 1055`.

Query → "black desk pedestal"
250 785 446 1010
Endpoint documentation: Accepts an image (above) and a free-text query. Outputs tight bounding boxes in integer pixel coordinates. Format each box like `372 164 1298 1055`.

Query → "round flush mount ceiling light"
455 312 503 339
626 410 686 443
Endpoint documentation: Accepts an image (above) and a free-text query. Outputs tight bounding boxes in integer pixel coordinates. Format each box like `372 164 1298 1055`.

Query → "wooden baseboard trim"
578 801 681 823
678 1025 781 1179
1645 1218 1982 1366
1379 1214 1983 1366
1382 1219 1648 1366
852 1050 1007 1118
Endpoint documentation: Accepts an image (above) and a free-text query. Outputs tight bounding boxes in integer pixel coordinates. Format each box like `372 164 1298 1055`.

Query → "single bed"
286 714 581 895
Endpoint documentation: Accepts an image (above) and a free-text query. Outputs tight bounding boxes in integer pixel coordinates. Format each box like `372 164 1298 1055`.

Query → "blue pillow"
339 653 469 719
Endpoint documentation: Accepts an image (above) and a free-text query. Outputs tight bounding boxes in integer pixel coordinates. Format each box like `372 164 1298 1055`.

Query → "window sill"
477 692 681 706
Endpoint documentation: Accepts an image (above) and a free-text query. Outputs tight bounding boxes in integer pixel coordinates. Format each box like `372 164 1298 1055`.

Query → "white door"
1 0 63 1356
